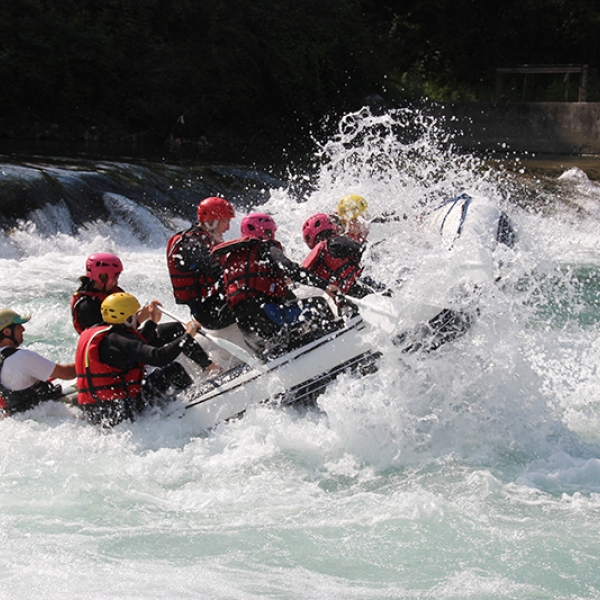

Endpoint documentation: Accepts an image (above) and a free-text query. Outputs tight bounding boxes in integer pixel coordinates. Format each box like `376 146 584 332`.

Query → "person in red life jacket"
334 194 370 244
302 213 391 300
71 252 125 333
166 196 236 331
76 292 203 426
301 213 371 298
73 252 215 371
212 212 339 353
0 308 76 416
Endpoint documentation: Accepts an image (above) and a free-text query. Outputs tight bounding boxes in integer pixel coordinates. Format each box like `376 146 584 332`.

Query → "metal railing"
495 64 588 102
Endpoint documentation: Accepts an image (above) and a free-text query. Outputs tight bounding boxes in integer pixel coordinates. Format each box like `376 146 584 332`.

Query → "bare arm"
51 363 76 380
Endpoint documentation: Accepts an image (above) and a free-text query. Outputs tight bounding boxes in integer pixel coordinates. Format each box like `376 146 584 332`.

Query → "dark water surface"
0 138 298 171
2 138 599 179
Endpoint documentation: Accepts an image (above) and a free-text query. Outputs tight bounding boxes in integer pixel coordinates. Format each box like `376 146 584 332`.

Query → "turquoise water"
1 109 600 599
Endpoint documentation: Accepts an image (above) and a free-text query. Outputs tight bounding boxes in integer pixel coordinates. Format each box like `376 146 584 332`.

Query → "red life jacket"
166 227 219 304
302 237 363 294
70 285 124 333
75 325 145 405
212 237 288 307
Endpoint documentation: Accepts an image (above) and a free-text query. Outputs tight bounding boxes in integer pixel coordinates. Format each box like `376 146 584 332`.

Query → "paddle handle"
157 306 213 343
157 306 192 327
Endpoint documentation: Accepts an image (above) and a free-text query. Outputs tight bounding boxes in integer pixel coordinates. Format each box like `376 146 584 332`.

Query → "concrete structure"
432 102 600 155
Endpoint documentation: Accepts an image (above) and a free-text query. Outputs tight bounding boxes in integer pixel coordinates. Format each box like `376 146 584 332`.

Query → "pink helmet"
241 213 277 240
302 213 337 249
197 196 235 222
85 253 123 285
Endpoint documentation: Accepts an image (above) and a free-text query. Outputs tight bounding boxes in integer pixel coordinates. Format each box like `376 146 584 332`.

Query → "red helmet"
241 213 277 240
85 253 123 285
197 197 235 222
302 213 337 249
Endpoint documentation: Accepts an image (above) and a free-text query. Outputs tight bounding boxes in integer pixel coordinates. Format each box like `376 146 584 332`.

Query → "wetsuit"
72 277 211 368
167 226 235 330
214 238 336 345
71 278 124 333
303 234 370 296
76 320 200 426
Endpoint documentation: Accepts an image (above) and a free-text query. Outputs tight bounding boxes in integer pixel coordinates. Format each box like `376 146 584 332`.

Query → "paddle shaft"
157 307 265 372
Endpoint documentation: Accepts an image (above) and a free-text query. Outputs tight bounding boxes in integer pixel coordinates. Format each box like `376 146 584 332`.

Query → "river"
1 107 600 599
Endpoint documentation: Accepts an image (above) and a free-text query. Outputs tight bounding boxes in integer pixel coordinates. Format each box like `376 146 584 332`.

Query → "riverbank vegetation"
0 0 598 146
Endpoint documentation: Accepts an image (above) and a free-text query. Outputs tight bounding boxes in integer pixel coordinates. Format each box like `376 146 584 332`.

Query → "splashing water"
1 108 600 599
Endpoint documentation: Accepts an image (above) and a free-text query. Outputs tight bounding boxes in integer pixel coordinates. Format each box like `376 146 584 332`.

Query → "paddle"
340 293 398 333
341 293 444 334
157 307 266 372
345 245 496 334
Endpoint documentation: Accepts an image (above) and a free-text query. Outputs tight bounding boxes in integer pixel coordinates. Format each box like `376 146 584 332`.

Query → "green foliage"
0 0 598 142
377 0 600 102
0 0 378 141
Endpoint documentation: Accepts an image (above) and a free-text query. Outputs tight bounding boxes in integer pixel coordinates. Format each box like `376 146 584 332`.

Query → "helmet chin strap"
98 273 109 293
202 220 219 231
124 314 138 329
1 325 19 346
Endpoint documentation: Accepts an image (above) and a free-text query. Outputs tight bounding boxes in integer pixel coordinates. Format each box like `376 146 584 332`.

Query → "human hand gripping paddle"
157 307 266 373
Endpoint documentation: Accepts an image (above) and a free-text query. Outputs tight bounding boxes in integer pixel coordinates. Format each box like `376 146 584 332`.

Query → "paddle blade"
350 294 402 334
201 331 267 373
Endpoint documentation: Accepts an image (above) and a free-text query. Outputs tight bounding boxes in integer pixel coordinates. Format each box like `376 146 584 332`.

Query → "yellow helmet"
101 293 140 325
337 195 368 221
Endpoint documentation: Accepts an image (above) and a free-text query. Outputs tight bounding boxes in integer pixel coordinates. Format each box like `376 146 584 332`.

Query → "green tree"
0 0 378 141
